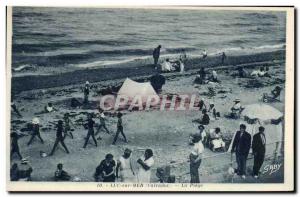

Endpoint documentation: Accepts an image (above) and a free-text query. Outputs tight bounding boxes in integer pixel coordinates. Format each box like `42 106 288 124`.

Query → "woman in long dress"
137 149 154 183
189 135 204 183
116 148 135 182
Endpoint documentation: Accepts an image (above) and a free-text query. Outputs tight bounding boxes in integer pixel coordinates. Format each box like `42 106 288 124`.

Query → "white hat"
234 99 241 103
32 117 40 124
85 81 90 85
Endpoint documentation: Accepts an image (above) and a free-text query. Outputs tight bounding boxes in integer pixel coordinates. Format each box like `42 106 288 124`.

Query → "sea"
12 7 286 76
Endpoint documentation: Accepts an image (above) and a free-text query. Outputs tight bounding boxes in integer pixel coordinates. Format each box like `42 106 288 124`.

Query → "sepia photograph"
6 6 294 192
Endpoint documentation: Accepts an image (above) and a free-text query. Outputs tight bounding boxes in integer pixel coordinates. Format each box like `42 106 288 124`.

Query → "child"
112 112 128 145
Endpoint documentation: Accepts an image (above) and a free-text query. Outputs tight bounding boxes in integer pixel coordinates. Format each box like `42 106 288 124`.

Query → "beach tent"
117 78 160 104
227 103 283 156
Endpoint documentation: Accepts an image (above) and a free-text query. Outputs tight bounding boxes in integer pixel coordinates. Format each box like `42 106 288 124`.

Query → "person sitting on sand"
209 70 220 83
63 113 74 139
207 102 220 120
35 102 57 115
10 162 33 181
27 117 44 146
112 112 128 145
198 98 207 111
94 154 116 182
230 99 244 119
150 71 166 93
161 59 174 72
237 67 248 78
83 81 90 104
208 127 226 152
54 163 71 181
262 86 282 102
199 109 210 125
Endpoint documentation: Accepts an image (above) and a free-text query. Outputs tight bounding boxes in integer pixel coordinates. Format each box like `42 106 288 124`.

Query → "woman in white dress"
116 148 135 182
137 149 154 183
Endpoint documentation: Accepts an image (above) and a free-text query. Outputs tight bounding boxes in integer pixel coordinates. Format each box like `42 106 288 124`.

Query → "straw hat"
85 81 90 85
32 117 40 124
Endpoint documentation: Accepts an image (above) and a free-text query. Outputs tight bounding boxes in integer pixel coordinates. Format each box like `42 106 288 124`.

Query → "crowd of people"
10 45 283 183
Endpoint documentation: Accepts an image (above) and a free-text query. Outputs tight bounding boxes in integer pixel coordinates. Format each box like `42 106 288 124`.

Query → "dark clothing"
235 154 248 176
221 53 226 64
252 133 266 176
153 47 161 65
198 100 206 110
189 154 201 183
232 131 251 155
200 114 210 125
150 74 166 93
50 126 70 155
11 166 33 181
84 86 90 103
27 125 44 146
112 125 127 144
83 119 97 148
55 169 71 181
231 131 251 175
11 136 22 160
94 160 116 182
271 89 281 99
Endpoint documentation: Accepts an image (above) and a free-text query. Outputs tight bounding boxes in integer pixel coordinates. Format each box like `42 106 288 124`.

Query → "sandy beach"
10 49 285 183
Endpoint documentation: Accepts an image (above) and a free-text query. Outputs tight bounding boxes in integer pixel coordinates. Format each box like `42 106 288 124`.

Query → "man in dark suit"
231 124 251 179
252 126 266 178
153 45 161 67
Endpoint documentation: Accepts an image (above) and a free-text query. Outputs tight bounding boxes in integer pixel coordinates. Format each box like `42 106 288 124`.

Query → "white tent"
227 103 283 156
117 78 160 104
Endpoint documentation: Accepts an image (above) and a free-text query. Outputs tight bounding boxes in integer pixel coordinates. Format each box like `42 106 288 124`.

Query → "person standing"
198 68 206 84
252 126 266 179
54 163 71 181
112 112 128 145
137 149 154 183
94 154 116 182
221 52 226 64
83 113 97 148
231 124 251 179
189 135 204 183
11 132 23 160
63 113 74 139
153 45 161 67
49 120 70 156
95 108 110 140
116 148 135 182
27 117 44 146
83 81 90 104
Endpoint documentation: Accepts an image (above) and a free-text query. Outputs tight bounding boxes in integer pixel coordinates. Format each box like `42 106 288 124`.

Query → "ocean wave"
12 39 135 53
12 47 198 67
